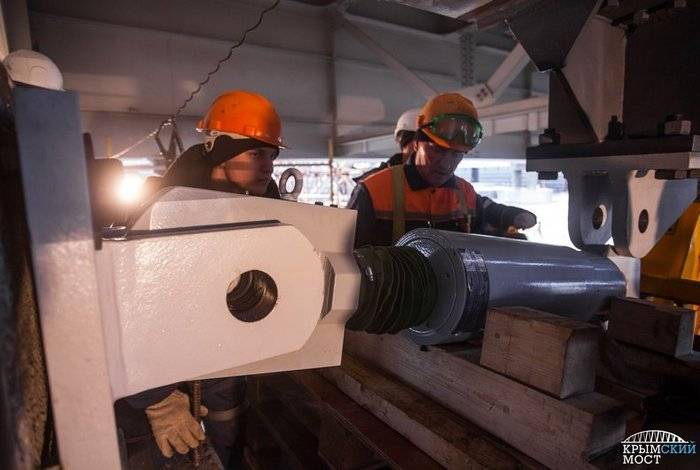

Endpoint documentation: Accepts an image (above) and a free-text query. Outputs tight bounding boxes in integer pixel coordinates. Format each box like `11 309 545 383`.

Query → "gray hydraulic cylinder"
397 229 626 345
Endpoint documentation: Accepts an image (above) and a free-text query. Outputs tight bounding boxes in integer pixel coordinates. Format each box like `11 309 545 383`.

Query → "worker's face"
414 140 466 187
219 147 277 196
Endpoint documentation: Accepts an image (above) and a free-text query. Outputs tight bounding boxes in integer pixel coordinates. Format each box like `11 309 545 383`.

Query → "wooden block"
640 274 700 306
321 355 543 469
344 331 629 469
480 307 601 398
599 334 700 386
594 376 657 414
609 297 696 357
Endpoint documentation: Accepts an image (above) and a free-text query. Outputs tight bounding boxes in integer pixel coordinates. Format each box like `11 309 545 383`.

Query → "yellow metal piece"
681 219 700 281
641 201 700 334
642 202 700 279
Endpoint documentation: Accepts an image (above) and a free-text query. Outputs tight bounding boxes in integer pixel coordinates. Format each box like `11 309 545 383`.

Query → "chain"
108 0 281 159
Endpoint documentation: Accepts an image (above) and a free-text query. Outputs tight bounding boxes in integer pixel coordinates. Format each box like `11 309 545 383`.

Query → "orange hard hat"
417 93 481 152
198 90 285 148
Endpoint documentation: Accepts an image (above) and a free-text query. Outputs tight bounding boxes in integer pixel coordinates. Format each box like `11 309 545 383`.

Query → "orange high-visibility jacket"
348 163 478 247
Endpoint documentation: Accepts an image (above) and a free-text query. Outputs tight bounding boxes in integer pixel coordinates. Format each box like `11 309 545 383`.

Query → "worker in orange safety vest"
348 92 537 247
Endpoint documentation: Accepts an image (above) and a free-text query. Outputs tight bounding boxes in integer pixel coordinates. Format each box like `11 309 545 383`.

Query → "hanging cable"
163 0 280 126
109 127 161 159
108 0 281 159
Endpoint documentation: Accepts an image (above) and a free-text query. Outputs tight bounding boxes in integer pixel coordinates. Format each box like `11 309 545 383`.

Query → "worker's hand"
145 390 208 458
512 209 537 229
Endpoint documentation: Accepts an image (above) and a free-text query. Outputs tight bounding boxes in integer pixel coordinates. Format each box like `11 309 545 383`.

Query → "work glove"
511 209 537 230
480 197 537 231
145 389 208 458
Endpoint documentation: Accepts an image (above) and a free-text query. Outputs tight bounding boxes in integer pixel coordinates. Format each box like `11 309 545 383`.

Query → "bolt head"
664 120 692 135
673 0 687 9
633 10 650 24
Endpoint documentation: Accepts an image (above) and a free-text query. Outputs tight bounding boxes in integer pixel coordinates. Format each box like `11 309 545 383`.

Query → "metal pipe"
397 229 626 345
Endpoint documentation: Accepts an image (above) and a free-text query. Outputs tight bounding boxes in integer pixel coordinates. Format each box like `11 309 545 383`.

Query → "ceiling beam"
341 17 438 100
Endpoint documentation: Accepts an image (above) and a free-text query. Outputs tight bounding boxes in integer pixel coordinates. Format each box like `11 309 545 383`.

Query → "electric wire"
108 0 281 159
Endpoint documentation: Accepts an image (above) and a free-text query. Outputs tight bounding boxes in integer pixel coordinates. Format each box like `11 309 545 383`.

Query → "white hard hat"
394 108 420 142
3 50 64 91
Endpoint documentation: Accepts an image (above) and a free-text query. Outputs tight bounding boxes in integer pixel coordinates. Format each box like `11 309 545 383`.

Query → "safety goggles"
421 113 483 149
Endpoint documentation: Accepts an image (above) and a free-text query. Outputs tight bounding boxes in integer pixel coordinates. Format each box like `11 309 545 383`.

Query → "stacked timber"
246 364 539 469
340 307 630 469
597 297 699 418
246 299 697 469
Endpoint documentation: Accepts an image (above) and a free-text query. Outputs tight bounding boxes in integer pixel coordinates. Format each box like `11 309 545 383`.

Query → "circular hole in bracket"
638 209 649 233
226 270 278 322
592 205 606 230
285 177 296 193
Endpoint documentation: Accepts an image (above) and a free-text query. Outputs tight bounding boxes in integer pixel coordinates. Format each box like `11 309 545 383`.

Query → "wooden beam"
594 376 656 415
255 374 322 436
640 274 700 306
608 297 696 357
601 335 700 383
254 400 326 470
344 331 628 469
290 370 442 469
318 411 383 470
253 373 385 470
480 307 601 398
321 355 544 469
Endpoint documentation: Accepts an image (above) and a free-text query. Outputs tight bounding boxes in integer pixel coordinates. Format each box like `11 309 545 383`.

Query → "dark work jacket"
352 152 403 184
347 158 529 247
115 144 280 466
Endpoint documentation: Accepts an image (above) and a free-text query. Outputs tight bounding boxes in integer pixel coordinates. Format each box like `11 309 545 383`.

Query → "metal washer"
396 229 468 345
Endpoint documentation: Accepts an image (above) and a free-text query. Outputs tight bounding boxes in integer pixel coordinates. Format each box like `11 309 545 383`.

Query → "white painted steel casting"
101 223 325 397
101 187 361 398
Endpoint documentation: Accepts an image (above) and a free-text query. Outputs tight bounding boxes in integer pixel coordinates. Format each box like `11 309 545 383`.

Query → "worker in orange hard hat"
117 91 285 469
152 90 285 198
348 92 537 247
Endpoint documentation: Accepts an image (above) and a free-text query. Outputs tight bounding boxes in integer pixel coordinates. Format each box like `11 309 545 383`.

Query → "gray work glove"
145 390 208 458
512 209 537 229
